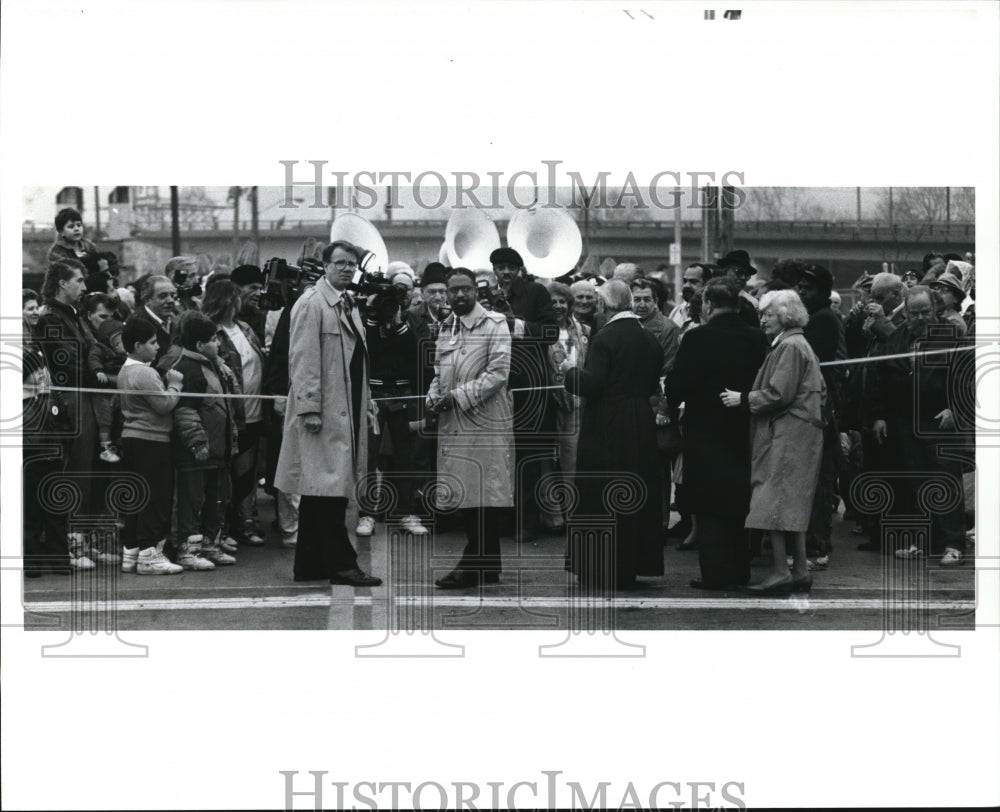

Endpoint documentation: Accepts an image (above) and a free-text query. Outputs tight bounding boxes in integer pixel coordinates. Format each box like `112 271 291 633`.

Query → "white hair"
597 279 633 313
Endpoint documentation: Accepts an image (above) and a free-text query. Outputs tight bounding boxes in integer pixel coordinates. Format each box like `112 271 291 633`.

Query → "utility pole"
856 186 862 231
672 187 682 305
581 189 592 259
170 186 181 256
888 186 893 229
93 186 101 239
945 187 951 223
250 186 259 244
229 186 242 262
718 185 735 258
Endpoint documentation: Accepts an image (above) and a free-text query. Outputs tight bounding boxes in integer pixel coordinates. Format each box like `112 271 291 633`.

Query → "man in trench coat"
427 267 515 589
274 240 382 587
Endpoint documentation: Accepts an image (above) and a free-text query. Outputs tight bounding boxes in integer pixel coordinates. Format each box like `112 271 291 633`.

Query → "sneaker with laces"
201 541 236 566
894 545 924 559
219 535 239 552
69 554 96 570
807 555 830 571
356 516 376 536
90 546 122 564
99 446 121 463
121 547 139 573
400 515 429 535
176 535 216 571
137 543 183 575
239 522 265 546
940 547 964 567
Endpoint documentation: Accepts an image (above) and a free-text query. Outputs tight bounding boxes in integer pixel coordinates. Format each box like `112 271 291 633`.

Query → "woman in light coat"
721 289 826 594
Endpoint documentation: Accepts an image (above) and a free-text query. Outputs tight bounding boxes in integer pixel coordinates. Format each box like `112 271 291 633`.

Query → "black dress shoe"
294 573 328 582
745 578 794 596
689 579 741 591
435 569 479 589
330 568 382 587
665 518 691 538
790 576 813 593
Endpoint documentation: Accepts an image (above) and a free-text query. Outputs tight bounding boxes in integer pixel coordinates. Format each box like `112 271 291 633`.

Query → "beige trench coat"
274 278 369 498
428 303 515 509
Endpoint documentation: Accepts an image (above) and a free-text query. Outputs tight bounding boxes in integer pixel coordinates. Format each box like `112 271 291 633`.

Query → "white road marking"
22 595 977 613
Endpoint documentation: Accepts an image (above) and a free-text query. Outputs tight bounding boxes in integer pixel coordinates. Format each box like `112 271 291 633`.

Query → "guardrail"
23 218 975 241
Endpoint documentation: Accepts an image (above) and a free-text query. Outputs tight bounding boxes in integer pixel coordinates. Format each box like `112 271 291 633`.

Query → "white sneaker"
940 547 964 567
176 535 216 571
219 535 239 553
356 516 376 536
99 446 121 463
69 554 96 570
90 547 122 564
894 545 924 559
121 547 139 573
201 544 236 566
281 534 297 549
401 515 429 535
137 544 183 575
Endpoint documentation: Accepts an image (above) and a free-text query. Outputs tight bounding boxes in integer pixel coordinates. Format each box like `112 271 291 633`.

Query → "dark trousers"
860 427 900 547
696 513 751 586
513 436 548 536
294 495 358 579
121 437 174 551
806 425 839 555
456 507 503 573
363 401 419 517
897 431 967 554
23 445 70 572
176 467 223 541
228 420 264 530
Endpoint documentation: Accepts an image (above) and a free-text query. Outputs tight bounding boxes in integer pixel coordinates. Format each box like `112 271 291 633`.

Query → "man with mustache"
668 263 713 334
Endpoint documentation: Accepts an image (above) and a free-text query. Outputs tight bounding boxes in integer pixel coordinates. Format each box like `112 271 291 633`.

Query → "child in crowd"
163 311 238 569
47 207 99 266
117 318 184 575
88 319 127 463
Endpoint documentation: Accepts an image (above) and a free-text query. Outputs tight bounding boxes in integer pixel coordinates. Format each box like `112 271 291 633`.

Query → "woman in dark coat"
563 280 664 591
721 289 826 594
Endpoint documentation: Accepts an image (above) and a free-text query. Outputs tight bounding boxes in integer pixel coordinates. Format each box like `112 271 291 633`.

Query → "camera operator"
354 267 429 536
274 240 382 587
489 247 558 546
165 256 203 315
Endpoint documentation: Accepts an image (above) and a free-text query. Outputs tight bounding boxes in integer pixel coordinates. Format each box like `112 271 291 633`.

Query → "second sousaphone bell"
506 206 583 280
443 209 501 271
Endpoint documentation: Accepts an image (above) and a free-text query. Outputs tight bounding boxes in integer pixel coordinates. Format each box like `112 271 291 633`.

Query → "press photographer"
355 266 429 537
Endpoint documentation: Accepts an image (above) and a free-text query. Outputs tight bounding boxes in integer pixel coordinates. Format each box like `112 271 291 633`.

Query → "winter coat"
564 314 665 581
87 340 126 382
162 348 238 470
665 312 769 517
427 302 515 509
744 329 826 532
274 279 370 499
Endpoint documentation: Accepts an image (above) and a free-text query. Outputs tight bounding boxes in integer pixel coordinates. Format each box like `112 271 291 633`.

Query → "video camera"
476 278 510 313
349 251 410 324
260 257 324 311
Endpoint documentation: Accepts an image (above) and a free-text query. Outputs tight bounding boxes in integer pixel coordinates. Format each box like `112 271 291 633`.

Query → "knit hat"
98 319 124 342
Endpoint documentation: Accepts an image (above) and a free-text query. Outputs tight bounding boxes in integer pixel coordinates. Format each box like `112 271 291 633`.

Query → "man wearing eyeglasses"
274 240 382 587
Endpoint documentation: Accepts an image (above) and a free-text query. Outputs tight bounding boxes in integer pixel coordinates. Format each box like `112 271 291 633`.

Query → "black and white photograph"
2 1 998 810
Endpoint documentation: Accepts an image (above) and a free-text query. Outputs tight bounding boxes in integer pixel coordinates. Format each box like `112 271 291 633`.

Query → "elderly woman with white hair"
562 279 664 591
721 289 826 595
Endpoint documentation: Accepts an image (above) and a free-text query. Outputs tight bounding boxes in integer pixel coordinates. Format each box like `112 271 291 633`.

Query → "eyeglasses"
330 260 358 270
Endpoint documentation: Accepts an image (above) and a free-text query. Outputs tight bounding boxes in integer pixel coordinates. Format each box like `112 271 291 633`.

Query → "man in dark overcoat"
563 280 664 591
665 278 769 589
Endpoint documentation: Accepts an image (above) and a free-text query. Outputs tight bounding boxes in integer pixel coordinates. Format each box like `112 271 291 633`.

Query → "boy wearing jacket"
164 312 239 569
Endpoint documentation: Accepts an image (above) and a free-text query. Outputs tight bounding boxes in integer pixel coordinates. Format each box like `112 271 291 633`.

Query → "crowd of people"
22 206 976 594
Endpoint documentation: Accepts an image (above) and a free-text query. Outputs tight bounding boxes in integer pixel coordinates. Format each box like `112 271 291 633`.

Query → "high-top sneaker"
175 534 216 571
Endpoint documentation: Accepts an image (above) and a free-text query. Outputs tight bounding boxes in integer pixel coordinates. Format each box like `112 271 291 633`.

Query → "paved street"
20 490 976 633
